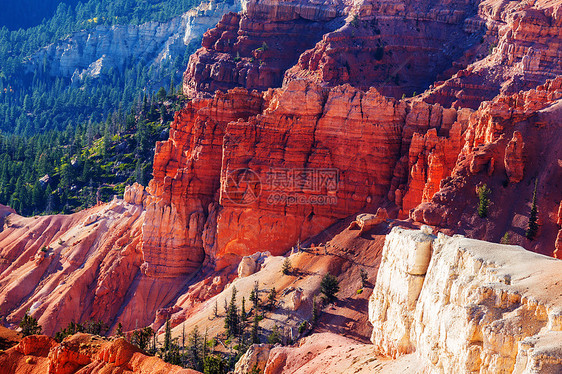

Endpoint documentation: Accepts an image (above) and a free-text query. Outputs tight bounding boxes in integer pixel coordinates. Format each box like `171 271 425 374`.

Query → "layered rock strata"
370 227 562 373
183 0 347 97
149 78 473 271
285 0 484 98
425 0 562 108
142 88 265 276
412 77 562 254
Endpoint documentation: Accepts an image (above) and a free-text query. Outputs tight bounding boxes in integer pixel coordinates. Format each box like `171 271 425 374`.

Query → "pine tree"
249 281 259 310
281 257 292 275
477 184 491 218
311 297 319 326
251 312 259 344
320 273 340 303
224 287 239 337
188 326 202 371
164 317 172 352
267 287 277 310
526 179 539 240
241 297 247 324
19 312 42 336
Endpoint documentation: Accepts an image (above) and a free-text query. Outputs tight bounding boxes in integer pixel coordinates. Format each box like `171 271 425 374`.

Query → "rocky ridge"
183 0 349 97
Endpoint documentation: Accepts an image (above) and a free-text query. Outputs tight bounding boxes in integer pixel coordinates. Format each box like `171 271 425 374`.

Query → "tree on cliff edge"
19 312 42 337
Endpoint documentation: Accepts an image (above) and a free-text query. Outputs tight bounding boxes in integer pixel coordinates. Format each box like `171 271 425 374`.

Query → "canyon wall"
1 0 561 338
370 227 562 373
425 0 562 109
148 78 478 270
183 0 348 97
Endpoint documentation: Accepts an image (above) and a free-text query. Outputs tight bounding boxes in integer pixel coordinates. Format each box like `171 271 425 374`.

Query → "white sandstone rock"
369 228 562 373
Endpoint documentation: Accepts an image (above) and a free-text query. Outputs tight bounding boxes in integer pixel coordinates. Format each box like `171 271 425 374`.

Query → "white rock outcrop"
370 227 562 373
26 0 240 82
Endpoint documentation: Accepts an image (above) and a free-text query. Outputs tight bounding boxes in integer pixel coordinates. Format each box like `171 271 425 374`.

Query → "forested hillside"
0 0 215 215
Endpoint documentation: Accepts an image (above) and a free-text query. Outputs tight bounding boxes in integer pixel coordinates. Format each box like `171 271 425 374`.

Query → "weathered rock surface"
234 344 273 374
0 332 200 374
349 208 389 233
142 88 265 276
26 0 241 84
370 227 562 373
183 0 346 97
236 332 423 374
412 77 562 255
424 0 562 109
285 0 484 98
0 197 156 334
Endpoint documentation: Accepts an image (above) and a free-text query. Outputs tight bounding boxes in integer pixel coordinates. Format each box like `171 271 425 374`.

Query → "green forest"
0 0 212 216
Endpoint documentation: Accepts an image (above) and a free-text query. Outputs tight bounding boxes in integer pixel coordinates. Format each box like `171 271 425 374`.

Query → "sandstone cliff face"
150 77 475 268
285 0 484 98
26 0 241 83
425 0 562 109
412 77 562 255
370 227 562 373
183 0 347 97
141 88 265 276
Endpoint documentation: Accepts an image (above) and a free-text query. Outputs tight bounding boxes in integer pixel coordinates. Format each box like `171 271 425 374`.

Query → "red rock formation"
148 78 471 269
0 332 200 374
285 0 484 98
504 131 525 183
142 88 265 276
183 0 344 98
412 77 562 255
0 195 150 334
1 0 562 342
424 0 562 108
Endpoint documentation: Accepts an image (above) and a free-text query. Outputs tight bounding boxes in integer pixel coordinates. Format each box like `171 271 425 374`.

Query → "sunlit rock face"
370 227 562 373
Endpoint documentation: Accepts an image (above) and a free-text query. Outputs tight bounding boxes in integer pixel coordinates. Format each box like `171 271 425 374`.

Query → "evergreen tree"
526 180 539 240
281 257 292 275
19 312 42 336
251 312 260 344
164 317 172 352
188 326 202 371
267 287 277 310
224 287 239 338
477 184 491 218
241 297 247 324
311 296 319 326
249 281 259 310
320 273 340 303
